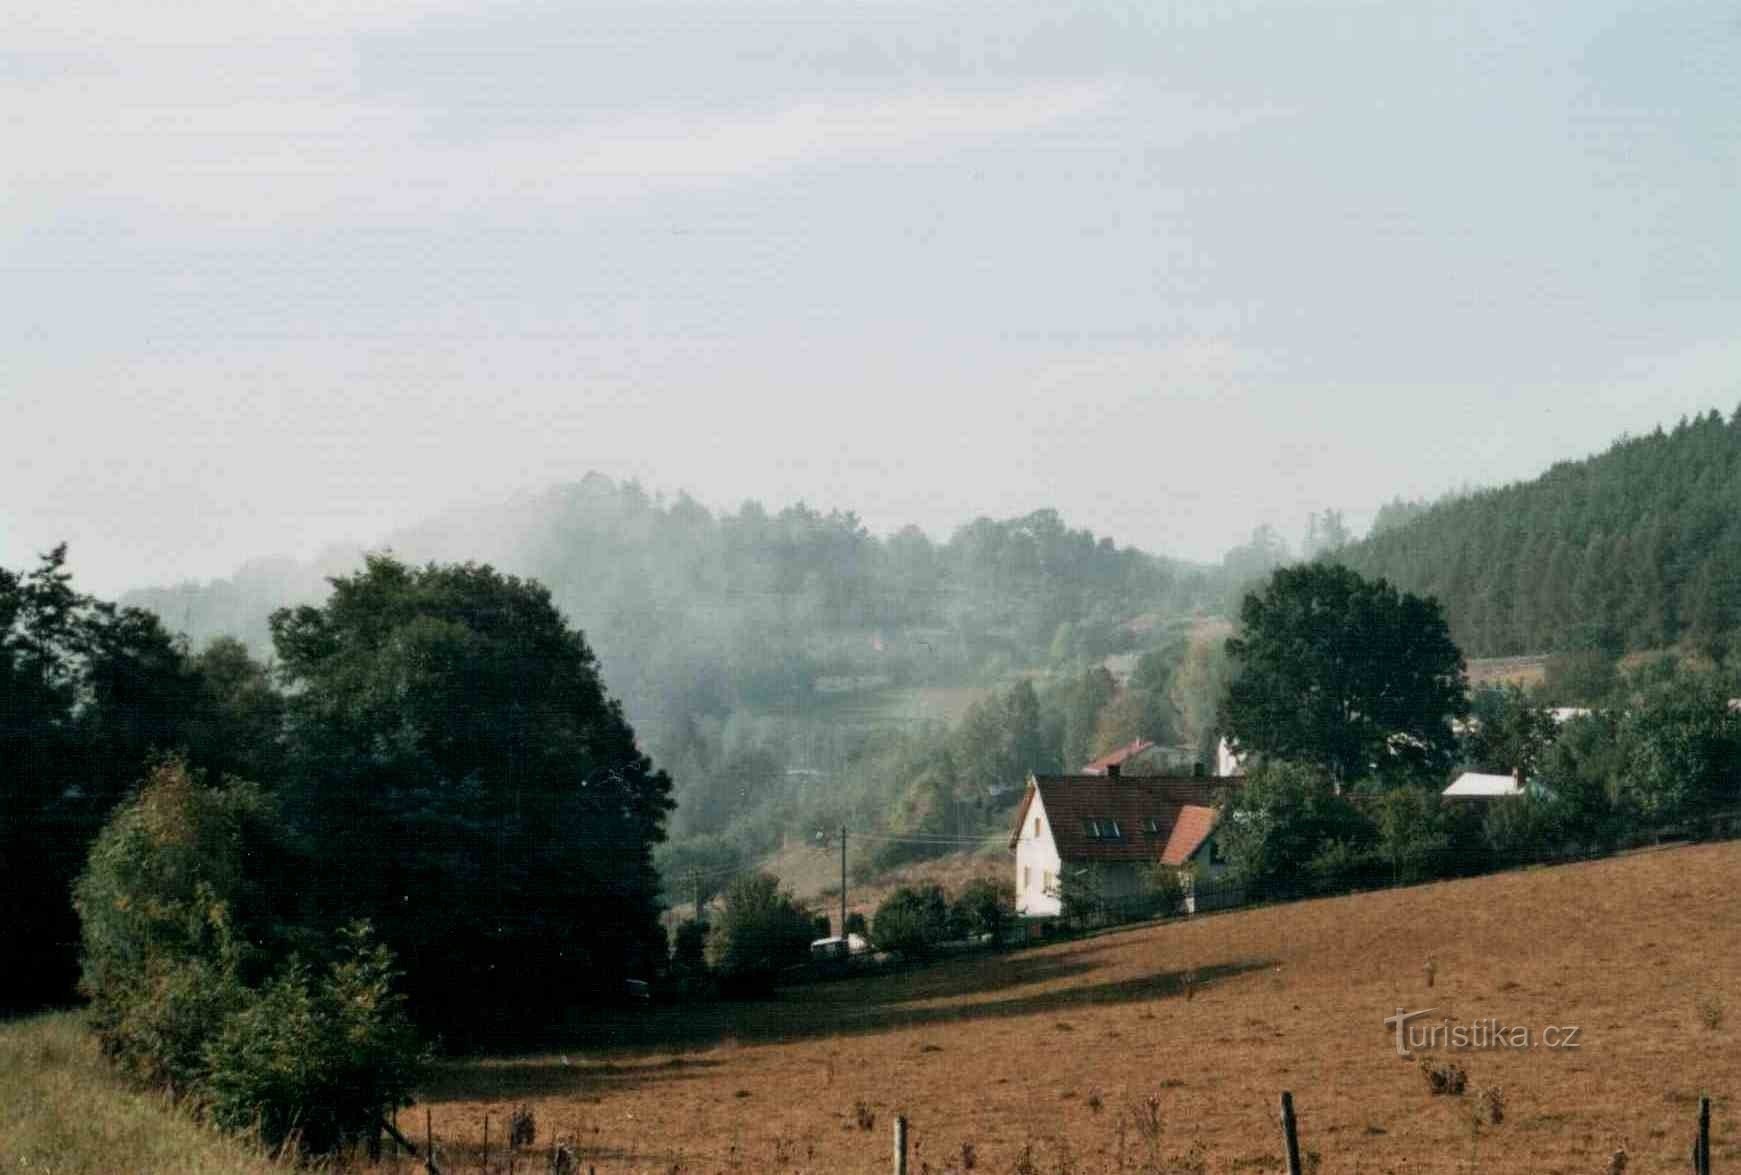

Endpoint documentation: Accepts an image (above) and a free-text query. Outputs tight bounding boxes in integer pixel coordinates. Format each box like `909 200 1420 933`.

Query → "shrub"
74 758 289 1086
1374 785 1459 884
202 923 425 1154
705 873 814 994
873 884 952 956
951 877 1013 941
670 918 709 978
74 758 425 1155
1419 1056 1467 1096
1145 866 1186 919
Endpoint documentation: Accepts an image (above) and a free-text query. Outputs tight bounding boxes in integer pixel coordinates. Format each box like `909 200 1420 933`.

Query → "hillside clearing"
421 841 1740 1173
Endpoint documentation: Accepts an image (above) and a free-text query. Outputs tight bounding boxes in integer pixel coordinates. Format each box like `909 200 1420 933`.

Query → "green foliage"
201 924 425 1154
2 547 258 1009
1053 866 1107 927
1338 406 1741 657
1481 793 1571 862
1373 785 1462 883
1305 838 1381 889
1214 761 1377 897
73 758 291 1083
950 877 1013 940
1615 676 1741 824
1538 712 1627 847
74 760 423 1155
1223 563 1467 784
1465 684 1558 777
705 873 815 992
1540 649 1620 707
1059 666 1119 772
269 554 673 1036
1144 864 1187 919
669 919 709 979
871 884 952 955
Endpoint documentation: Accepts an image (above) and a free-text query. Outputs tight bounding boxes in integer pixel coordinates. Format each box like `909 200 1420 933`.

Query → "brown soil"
405 840 1740 1173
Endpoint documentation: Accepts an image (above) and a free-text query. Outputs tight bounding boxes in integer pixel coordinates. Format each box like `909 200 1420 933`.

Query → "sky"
4 0 1738 597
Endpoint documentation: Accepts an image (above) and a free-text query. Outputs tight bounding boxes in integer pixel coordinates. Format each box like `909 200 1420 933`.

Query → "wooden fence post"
1694 1095 1711 1175
1279 1091 1303 1175
893 1115 908 1175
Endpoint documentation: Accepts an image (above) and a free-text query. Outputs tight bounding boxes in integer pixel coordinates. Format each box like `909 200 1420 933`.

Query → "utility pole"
839 824 848 939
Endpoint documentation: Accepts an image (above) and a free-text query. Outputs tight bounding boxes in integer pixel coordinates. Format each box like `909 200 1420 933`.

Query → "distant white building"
1443 771 1526 798
1443 768 1554 800
1215 736 1246 778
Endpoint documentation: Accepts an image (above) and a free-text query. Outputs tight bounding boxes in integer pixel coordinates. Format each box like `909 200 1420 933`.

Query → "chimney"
1105 762 1121 780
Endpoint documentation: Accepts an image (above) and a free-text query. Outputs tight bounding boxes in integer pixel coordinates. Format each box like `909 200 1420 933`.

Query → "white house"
1009 766 1240 917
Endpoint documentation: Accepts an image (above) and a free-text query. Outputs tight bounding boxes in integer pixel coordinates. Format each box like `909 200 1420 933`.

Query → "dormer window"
1145 817 1161 835
1083 818 1122 840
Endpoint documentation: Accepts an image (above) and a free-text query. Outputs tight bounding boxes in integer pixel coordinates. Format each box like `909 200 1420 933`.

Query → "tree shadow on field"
569 955 1275 1052
420 1053 727 1103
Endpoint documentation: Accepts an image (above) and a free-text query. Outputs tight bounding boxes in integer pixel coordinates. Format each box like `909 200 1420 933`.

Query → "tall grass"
0 1011 286 1174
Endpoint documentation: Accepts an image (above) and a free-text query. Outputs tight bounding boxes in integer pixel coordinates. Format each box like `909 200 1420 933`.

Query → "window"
1022 866 1032 890
1145 817 1161 834
1083 819 1101 838
1084 817 1121 840
1042 870 1056 894
1106 819 1122 839
1033 817 1042 838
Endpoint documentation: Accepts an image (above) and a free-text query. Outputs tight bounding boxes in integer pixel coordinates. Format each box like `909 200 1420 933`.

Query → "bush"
74 758 288 1086
705 873 815 994
872 884 952 955
74 758 425 1155
1144 865 1186 919
1215 761 1376 898
1374 785 1459 884
951 877 1013 941
202 923 425 1154
670 918 709 978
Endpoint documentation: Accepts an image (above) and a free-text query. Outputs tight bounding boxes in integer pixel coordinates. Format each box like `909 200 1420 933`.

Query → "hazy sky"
5 0 1738 596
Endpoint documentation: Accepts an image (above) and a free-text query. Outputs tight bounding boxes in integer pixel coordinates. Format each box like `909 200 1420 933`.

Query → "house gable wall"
1014 788 1063 916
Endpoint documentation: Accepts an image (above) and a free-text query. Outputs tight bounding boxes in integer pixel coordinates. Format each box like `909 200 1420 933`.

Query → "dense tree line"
3 548 672 1044
1336 406 1741 658
123 479 1230 872
1215 564 1741 900
1 548 280 1010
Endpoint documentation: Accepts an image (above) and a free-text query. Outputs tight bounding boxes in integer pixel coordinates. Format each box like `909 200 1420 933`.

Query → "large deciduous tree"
1221 563 1467 785
269 555 673 1037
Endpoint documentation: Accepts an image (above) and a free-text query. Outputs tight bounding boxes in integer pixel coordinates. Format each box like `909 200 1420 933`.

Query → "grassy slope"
0 1013 285 1174
423 840 1741 1173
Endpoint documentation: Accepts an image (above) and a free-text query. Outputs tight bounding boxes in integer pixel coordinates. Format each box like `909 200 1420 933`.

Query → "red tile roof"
1080 738 1156 775
1009 774 1237 863
1159 804 1218 866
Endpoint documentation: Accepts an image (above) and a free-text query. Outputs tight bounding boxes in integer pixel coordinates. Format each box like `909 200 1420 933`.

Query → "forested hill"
125 474 1220 752
1335 407 1741 659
